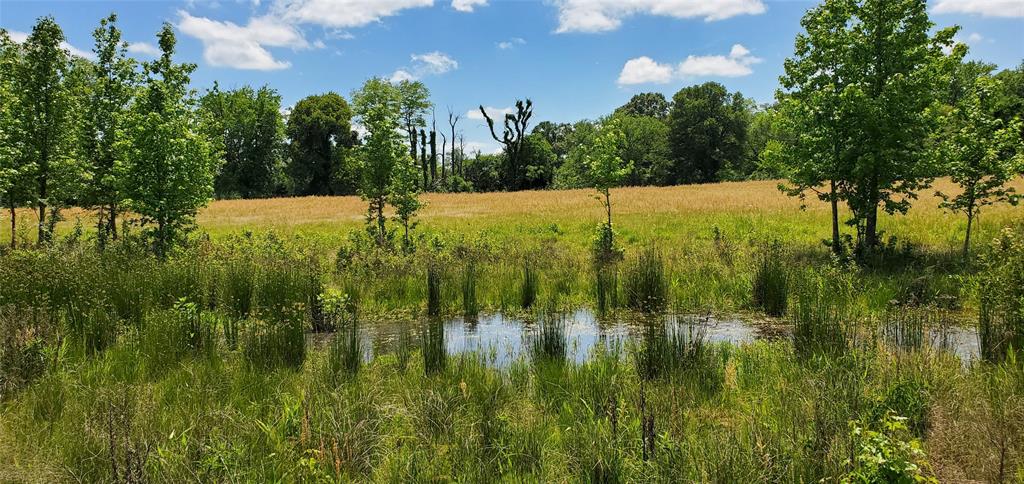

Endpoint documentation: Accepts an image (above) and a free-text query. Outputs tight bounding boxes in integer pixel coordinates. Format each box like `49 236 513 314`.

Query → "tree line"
2 2 1023 258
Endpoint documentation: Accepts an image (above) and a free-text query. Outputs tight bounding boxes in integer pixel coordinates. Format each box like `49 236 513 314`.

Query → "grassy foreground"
1 179 1023 482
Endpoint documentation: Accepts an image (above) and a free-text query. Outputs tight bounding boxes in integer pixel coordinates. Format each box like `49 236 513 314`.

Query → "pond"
313 309 982 366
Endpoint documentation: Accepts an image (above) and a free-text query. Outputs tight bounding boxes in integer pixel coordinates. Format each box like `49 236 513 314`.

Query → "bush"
845 414 935 483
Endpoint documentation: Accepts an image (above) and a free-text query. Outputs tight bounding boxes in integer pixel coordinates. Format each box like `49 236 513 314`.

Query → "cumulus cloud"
617 56 674 85
389 51 458 82
272 0 434 28
932 0 1024 17
618 44 761 85
8 30 95 60
177 10 313 70
452 0 487 13
497 37 526 49
553 0 766 33
126 42 161 57
467 106 512 120
678 43 762 77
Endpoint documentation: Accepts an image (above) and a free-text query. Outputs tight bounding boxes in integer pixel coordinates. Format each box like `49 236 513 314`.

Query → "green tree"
285 93 357 196
773 0 858 255
0 31 26 247
553 120 599 189
116 23 218 257
841 0 958 250
390 154 423 251
82 13 136 247
613 113 671 186
934 77 1024 258
520 132 557 189
200 84 286 199
585 119 631 255
481 99 534 191
14 16 83 245
352 78 407 247
614 92 671 119
667 82 748 184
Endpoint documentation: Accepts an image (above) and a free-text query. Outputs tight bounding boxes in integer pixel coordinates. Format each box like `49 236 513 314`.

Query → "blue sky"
2 0 1022 153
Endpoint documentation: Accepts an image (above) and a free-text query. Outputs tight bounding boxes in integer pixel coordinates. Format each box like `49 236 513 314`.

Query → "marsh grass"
529 314 568 365
242 318 305 370
521 262 538 309
791 269 856 359
423 318 446 375
623 246 668 313
427 263 442 317
752 241 789 317
462 260 479 318
327 315 361 382
595 263 618 314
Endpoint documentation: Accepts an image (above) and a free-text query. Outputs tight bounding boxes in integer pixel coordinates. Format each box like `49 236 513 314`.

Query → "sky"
1 0 1023 153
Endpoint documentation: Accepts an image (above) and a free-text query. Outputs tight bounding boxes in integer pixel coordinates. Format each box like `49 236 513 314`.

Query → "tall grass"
529 314 568 365
752 241 789 317
242 318 305 370
595 264 618 313
521 262 538 309
423 318 446 375
427 264 442 317
462 260 479 318
327 314 361 382
623 246 668 313
791 268 855 359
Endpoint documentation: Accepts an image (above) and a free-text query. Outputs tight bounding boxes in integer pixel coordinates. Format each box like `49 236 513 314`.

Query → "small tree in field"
390 155 423 251
0 31 25 248
353 78 407 247
935 77 1024 259
116 24 218 258
586 119 631 260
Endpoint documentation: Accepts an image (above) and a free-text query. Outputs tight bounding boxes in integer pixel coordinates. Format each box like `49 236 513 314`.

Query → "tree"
82 13 136 247
352 78 408 247
585 119 631 256
612 113 671 186
0 31 26 248
773 0 858 255
532 121 575 161
285 93 357 196
390 153 423 251
520 133 557 189
395 80 431 185
116 23 218 258
840 0 958 250
667 82 748 184
614 92 671 119
14 16 83 245
200 84 286 199
446 107 461 177
553 120 599 189
480 99 533 190
934 77 1024 258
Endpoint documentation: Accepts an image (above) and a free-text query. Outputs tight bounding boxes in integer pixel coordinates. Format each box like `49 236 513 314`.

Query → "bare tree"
480 99 532 190
447 106 461 177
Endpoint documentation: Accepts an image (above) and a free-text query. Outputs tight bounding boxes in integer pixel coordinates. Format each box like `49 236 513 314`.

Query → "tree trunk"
376 200 386 247
429 130 437 186
109 204 118 240
830 179 841 256
8 204 15 249
963 204 975 260
37 178 47 246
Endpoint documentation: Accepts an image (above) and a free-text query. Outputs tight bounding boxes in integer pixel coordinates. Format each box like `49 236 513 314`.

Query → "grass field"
2 179 1023 482
6 179 1022 251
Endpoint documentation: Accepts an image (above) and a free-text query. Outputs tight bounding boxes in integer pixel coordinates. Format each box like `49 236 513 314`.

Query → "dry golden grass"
3 178 1021 248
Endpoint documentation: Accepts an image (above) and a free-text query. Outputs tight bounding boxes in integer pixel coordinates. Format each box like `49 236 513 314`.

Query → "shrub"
845 414 935 483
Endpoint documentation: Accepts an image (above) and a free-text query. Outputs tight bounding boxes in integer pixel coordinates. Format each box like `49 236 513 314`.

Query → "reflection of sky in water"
344 309 981 367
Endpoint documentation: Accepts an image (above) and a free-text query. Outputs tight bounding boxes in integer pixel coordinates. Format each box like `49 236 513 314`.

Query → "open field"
7 178 1023 250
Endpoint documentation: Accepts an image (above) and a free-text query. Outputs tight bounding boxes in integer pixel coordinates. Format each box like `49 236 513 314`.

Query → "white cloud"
678 43 762 77
467 106 512 120
411 51 457 74
932 0 1024 17
553 0 766 33
126 42 161 57
8 30 95 60
497 37 526 49
272 0 434 28
452 0 487 12
618 44 760 85
617 56 674 85
177 10 313 70
389 69 416 83
389 51 457 81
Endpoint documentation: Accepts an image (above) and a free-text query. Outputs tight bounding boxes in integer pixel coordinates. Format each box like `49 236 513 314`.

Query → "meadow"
2 180 1024 482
